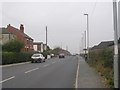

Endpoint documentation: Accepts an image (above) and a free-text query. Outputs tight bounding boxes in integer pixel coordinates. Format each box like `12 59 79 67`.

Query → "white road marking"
52 61 56 64
0 76 15 84
43 64 50 67
75 59 80 88
0 62 30 68
25 68 39 74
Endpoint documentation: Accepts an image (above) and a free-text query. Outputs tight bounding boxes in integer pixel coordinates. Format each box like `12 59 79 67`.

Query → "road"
1 56 78 88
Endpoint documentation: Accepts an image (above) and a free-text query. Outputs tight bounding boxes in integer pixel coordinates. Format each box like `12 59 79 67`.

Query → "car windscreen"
32 54 40 57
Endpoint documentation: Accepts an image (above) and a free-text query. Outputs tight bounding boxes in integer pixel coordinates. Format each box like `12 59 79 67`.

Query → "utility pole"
46 26 47 51
113 0 119 88
84 14 89 61
84 31 87 59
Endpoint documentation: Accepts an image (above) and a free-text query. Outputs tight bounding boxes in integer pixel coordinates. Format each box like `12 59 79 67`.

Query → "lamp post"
84 31 87 60
84 14 89 61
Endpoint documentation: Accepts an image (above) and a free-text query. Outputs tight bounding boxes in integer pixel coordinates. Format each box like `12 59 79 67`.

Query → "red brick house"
6 24 34 52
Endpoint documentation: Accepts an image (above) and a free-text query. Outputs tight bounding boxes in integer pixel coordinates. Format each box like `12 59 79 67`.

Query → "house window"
26 39 29 44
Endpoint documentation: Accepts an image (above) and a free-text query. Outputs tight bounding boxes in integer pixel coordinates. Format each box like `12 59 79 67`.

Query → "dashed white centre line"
25 68 39 74
0 76 15 84
52 61 56 64
43 64 50 67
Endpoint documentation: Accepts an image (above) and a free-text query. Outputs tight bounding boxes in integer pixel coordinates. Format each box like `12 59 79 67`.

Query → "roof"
91 39 120 50
99 41 114 47
0 28 12 34
7 25 33 40
33 42 43 45
24 33 33 40
91 41 113 49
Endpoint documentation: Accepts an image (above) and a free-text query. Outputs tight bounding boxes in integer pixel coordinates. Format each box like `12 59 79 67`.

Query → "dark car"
59 53 65 58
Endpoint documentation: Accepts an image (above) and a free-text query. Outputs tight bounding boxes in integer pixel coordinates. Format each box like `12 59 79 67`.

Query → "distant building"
91 41 114 50
91 38 120 50
33 42 49 52
33 42 44 52
0 24 34 52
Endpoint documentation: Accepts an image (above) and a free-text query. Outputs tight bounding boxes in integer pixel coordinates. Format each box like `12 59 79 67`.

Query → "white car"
31 53 45 63
59 53 65 58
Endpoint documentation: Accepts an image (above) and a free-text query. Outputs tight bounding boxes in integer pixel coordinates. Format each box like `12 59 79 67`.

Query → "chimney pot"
7 24 11 27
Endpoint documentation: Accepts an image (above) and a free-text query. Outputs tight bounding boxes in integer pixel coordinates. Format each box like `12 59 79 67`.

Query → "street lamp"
84 31 87 57
84 13 89 61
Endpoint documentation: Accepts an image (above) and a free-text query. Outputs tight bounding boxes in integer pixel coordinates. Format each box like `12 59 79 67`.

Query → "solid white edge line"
75 58 80 88
25 68 39 74
0 76 15 84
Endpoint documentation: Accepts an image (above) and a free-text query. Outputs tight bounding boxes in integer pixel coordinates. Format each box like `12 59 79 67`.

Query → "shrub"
2 39 24 52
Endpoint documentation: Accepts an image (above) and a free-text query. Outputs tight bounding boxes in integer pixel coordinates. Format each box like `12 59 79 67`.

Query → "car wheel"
31 61 34 63
39 60 41 63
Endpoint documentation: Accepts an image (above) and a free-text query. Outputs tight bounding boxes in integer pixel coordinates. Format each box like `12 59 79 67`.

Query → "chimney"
7 24 11 27
20 24 24 33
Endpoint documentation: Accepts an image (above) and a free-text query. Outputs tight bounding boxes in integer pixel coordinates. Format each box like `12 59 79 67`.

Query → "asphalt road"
1 56 78 88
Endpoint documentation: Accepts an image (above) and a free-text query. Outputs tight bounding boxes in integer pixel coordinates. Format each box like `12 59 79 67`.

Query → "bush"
2 52 33 65
2 39 24 52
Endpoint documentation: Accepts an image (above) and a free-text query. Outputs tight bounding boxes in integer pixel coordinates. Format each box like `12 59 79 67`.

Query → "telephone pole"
113 0 119 88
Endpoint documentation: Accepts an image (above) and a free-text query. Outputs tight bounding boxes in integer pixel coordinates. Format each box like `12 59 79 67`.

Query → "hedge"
87 48 114 88
2 52 33 65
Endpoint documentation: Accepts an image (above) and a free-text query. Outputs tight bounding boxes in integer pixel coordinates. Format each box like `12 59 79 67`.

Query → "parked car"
31 53 45 63
50 54 54 58
59 53 65 58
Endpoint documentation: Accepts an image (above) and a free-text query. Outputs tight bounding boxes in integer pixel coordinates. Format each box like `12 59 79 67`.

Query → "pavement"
0 55 105 88
78 56 105 88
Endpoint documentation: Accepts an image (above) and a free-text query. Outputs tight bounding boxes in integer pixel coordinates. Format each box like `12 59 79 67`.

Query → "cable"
90 0 97 18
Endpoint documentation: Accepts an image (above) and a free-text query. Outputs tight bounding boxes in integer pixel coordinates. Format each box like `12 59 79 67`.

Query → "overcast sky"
1 0 118 54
